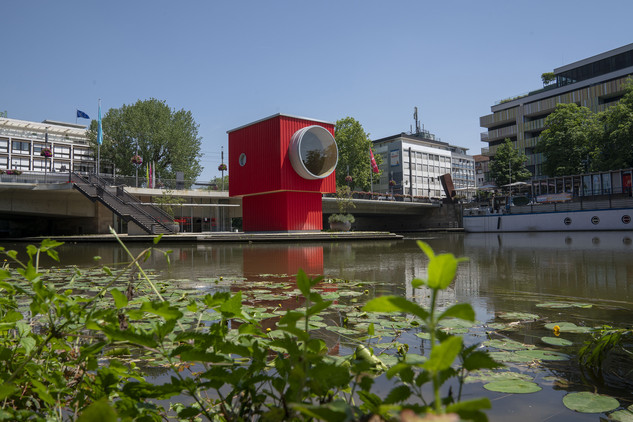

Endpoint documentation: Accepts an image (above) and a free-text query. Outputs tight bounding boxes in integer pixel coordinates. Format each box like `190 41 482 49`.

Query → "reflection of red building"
243 245 324 278
228 114 337 232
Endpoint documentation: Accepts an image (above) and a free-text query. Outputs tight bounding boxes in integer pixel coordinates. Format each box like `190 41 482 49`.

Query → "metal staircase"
70 172 178 234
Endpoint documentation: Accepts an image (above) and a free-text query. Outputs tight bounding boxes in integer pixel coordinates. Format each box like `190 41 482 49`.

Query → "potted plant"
131 154 143 166
218 163 227 171
40 148 53 158
6 170 22 176
328 185 356 231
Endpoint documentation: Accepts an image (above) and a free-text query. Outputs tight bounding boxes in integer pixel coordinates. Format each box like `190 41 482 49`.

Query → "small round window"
239 153 247 167
288 125 338 180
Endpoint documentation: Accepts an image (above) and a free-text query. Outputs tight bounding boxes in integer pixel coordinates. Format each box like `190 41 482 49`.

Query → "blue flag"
97 101 103 145
76 109 90 119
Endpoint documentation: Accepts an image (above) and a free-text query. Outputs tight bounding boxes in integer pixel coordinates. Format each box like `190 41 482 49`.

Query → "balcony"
480 107 518 128
480 125 517 142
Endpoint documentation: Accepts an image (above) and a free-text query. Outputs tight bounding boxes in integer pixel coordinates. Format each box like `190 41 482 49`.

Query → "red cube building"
228 114 337 232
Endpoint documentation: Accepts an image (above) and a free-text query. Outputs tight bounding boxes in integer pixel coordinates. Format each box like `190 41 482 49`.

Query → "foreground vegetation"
1 235 631 421
0 235 498 421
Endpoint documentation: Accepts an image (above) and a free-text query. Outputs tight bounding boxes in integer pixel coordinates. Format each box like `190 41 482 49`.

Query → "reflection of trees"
304 149 325 175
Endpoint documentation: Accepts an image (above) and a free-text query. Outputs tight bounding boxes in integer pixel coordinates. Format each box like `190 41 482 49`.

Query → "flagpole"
97 99 102 176
370 149 373 194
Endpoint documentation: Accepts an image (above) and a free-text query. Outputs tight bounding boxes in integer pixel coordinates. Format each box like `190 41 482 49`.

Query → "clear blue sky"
3 1 632 181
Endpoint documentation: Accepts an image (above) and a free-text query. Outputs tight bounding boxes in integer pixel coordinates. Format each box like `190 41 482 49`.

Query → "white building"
372 131 475 199
0 117 93 175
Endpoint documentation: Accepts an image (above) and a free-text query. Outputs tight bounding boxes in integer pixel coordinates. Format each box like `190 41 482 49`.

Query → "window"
0 138 8 153
33 159 50 171
54 145 71 159
12 140 30 154
0 156 8 167
11 157 30 170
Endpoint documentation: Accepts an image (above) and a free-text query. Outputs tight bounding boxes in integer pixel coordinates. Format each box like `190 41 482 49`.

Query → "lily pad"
541 336 573 346
514 349 569 361
610 409 633 422
439 318 474 329
536 301 592 309
483 339 534 351
487 351 535 363
465 370 533 384
483 379 542 394
562 392 619 413
498 312 539 321
544 322 592 334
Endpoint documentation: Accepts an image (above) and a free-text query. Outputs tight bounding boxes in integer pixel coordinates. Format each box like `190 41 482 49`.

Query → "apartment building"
480 43 633 178
372 130 475 199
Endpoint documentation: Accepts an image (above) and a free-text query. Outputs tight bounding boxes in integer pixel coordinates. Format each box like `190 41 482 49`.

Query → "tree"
594 81 633 171
334 117 382 191
89 98 202 181
537 103 600 176
489 139 532 187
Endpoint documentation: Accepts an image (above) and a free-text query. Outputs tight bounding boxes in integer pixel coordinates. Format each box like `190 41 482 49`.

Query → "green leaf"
153 234 163 244
417 240 435 259
140 301 183 321
427 253 458 290
368 322 375 336
438 303 475 322
110 288 128 309
307 300 332 317
423 335 462 372
447 397 492 412
296 269 310 297
383 385 411 404
219 291 242 316
0 383 17 400
462 351 503 371
411 278 425 288
77 398 118 422
363 296 429 320
562 392 619 413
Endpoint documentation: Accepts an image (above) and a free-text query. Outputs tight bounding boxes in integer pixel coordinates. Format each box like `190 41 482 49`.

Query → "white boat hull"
463 207 633 232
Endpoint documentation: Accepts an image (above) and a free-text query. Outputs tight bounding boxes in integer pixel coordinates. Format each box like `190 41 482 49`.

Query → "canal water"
9 231 633 420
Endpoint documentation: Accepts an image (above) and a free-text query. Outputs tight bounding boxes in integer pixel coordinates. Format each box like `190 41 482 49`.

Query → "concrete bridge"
0 179 461 237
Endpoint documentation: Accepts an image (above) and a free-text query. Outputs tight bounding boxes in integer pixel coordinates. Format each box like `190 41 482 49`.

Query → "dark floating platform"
6 231 403 243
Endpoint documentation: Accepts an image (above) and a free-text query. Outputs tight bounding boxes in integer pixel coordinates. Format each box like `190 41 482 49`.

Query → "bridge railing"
0 171 227 191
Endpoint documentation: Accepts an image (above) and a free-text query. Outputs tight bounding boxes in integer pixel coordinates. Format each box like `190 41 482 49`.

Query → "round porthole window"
564 217 572 225
239 153 247 167
591 216 600 225
623 215 631 224
288 125 338 180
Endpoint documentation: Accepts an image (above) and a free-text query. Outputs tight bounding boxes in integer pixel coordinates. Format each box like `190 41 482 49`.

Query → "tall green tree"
594 82 633 171
89 98 203 180
489 139 532 187
537 103 600 176
334 117 382 191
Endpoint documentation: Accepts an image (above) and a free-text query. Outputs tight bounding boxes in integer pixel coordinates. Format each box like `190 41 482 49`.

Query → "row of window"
0 156 75 172
0 138 90 160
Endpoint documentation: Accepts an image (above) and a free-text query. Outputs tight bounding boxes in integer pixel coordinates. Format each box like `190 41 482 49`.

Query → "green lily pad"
483 379 542 394
465 370 533 384
544 322 592 334
609 409 633 422
439 318 474 329
486 322 516 331
487 351 535 363
498 312 539 321
483 339 534 351
541 336 573 346
515 349 569 361
536 301 592 309
562 392 619 413
415 332 430 340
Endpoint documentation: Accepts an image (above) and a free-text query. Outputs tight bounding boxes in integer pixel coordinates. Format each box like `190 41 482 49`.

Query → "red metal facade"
228 114 335 232
242 191 323 231
228 114 336 197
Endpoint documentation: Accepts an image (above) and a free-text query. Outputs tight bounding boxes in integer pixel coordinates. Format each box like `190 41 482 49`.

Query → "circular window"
564 217 572 225
622 215 631 224
239 153 247 167
288 125 338 180
591 216 600 225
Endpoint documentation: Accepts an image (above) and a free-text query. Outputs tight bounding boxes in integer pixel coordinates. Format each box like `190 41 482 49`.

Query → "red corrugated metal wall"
229 114 335 231
242 191 323 231
229 115 336 197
